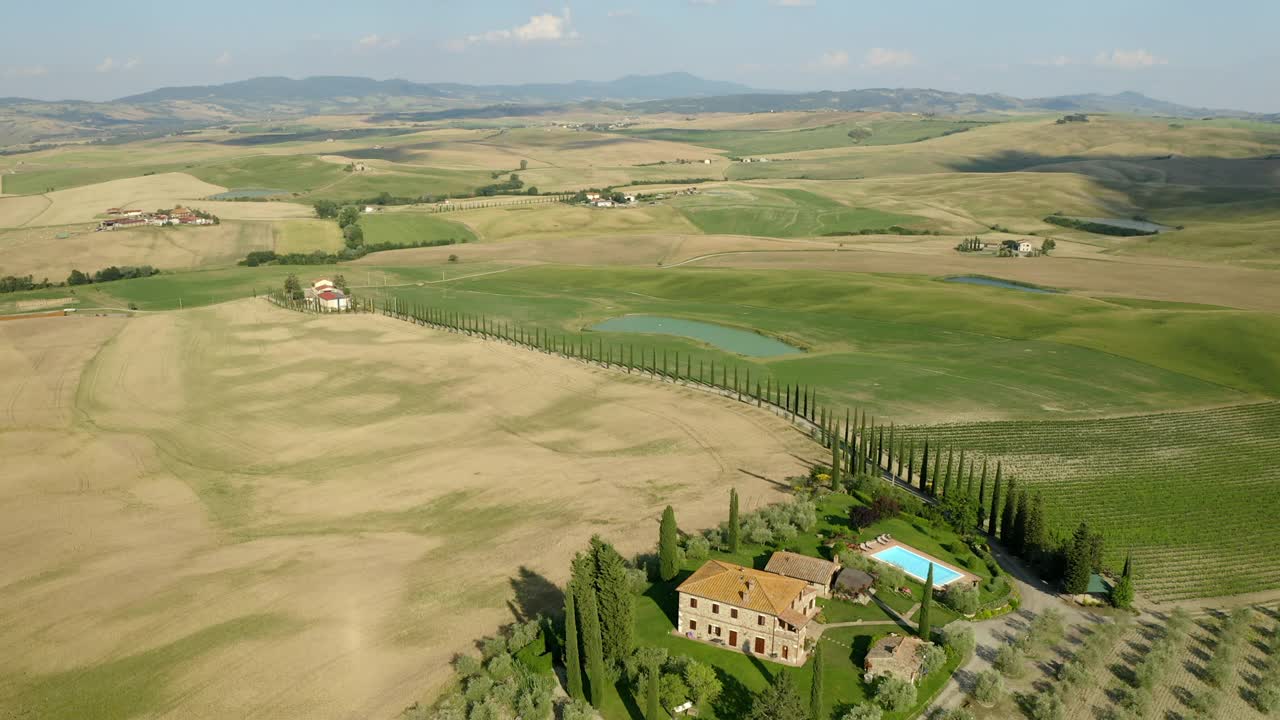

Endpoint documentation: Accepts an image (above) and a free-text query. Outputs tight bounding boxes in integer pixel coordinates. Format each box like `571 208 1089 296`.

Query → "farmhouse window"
714 626 722 637
757 615 765 626
730 608 738 619
712 603 719 614
690 598 698 609
689 619 697 631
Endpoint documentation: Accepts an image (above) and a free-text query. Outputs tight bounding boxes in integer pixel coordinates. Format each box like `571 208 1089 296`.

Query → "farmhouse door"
754 637 766 654
729 630 738 647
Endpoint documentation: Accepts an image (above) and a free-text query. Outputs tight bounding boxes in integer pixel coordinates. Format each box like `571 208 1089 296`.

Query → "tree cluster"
416 618 552 720
67 265 160 286
564 536 639 709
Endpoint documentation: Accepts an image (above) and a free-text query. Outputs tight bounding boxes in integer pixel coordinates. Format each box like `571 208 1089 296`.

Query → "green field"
298 167 490 203
1 164 188 195
359 212 477 246
673 187 922 237
188 155 348 193
623 119 993 156
896 402 1280 601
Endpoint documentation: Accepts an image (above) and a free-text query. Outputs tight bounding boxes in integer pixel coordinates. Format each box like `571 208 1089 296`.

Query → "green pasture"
187 155 347 193
671 187 922 237
360 212 477 246
1 164 188 195
623 119 992 156
299 167 489 203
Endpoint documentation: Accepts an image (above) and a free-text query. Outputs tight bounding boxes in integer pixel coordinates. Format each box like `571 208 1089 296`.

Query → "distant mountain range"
0 73 1270 150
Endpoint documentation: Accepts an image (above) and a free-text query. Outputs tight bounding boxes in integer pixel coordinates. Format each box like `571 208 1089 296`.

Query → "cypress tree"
1000 475 1017 542
810 641 826 720
906 440 916 487
646 659 660 719
1024 493 1047 561
591 537 634 664
918 563 934 640
920 439 930 492
977 460 988 528
888 426 896 474
943 448 955 497
931 444 943 496
659 506 679 581
860 413 869 474
830 422 842 491
876 425 885 474
1063 522 1093 595
988 462 1001 535
802 386 808 419
564 587 584 700
728 488 740 554
1012 489 1030 556
964 457 974 497
578 582 606 708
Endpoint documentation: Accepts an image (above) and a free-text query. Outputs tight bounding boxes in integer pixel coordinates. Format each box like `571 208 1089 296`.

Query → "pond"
589 315 801 357
207 188 290 200
1062 216 1172 233
944 276 1061 294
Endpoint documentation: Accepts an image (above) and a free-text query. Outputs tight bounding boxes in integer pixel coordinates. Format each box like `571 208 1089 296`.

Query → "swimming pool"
870 546 964 586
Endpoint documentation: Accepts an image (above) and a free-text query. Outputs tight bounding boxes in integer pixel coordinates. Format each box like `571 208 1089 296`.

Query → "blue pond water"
945 276 1060 294
589 315 801 357
871 546 964 586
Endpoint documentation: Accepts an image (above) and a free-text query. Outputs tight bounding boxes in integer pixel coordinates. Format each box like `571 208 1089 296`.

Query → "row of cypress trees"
563 536 635 708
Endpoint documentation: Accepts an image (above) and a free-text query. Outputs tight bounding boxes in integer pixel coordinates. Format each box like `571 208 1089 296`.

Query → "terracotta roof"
676 560 807 617
866 634 927 665
778 607 813 629
765 551 839 586
317 290 343 300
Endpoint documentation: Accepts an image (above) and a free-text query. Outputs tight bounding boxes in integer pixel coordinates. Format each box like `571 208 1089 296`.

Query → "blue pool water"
871 546 964 586
944 276 1060 294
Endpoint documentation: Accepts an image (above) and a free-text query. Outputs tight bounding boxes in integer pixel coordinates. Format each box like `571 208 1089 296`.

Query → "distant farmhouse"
676 558 821 665
98 206 216 231
304 279 350 311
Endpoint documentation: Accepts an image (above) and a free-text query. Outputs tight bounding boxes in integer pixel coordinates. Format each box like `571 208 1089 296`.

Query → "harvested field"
0 194 52 227
20 173 229 227
0 301 812 720
0 221 273 279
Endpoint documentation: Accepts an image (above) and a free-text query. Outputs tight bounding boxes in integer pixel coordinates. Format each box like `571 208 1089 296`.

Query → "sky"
2 0 1277 112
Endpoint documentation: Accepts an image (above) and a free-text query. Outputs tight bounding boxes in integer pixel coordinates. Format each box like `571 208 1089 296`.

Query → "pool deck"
859 539 980 588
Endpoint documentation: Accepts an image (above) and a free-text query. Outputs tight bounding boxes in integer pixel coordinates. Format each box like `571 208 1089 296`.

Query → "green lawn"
673 187 921 238
360 213 476 246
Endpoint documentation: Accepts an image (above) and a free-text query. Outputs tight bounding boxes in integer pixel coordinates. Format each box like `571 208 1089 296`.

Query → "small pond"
207 188 289 200
944 276 1061 294
589 315 801 357
1062 216 1172 233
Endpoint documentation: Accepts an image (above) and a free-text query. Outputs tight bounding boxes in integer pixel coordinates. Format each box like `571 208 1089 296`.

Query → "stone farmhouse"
763 551 841 598
864 633 930 683
675 559 820 666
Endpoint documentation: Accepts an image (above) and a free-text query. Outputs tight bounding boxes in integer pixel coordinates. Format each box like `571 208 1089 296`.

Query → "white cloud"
863 47 916 69
2 65 48 78
215 50 232 66
95 57 115 73
1094 49 1168 69
772 0 816 5
356 34 401 51
450 9 579 50
811 50 849 70
95 56 140 73
123 57 140 71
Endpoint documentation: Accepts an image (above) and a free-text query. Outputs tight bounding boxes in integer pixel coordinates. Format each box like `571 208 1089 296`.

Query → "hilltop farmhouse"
304 278 350 310
676 559 820 665
98 206 216 231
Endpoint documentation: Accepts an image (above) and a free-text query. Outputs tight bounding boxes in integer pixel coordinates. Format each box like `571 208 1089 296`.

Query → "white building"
1017 240 1035 253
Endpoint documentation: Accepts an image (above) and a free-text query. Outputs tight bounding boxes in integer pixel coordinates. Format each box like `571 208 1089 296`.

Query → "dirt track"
0 301 814 719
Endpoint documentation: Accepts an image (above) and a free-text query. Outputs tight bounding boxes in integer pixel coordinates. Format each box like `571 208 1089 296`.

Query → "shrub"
971 669 1003 706
874 676 916 713
918 644 948 677
1186 689 1221 720
485 653 514 681
1027 689 1064 720
941 625 975 657
684 535 711 562
994 645 1025 678
936 710 975 720
660 673 690 709
942 585 979 616
1029 609 1065 649
463 675 493 704
559 698 596 720
625 566 649 595
452 653 482 678
839 704 882 720
1056 658 1087 686
1255 682 1279 713
683 660 722 706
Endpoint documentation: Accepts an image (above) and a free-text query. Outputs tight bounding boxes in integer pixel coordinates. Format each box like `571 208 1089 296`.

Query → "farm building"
864 633 931 683
763 551 841 598
675 559 820 665
304 279 350 311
